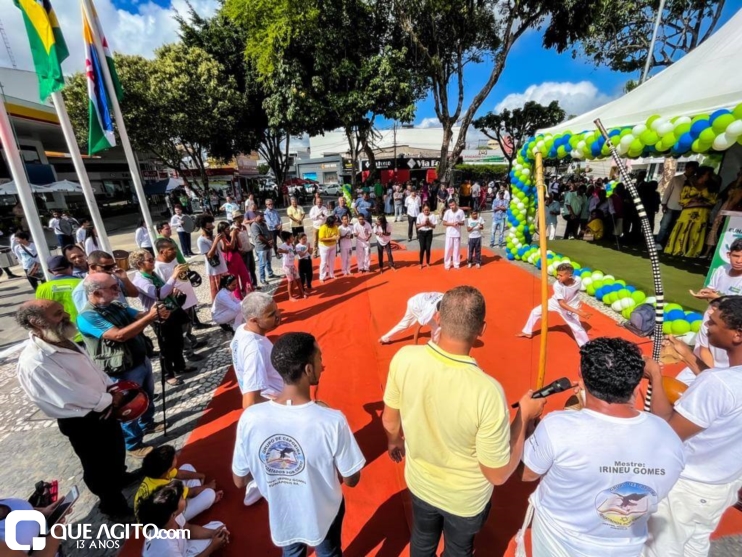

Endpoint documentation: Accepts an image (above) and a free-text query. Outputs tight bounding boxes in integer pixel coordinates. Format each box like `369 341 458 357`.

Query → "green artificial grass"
547 240 709 314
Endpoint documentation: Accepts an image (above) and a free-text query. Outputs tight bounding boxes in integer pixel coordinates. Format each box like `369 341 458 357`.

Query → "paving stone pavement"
0 212 739 555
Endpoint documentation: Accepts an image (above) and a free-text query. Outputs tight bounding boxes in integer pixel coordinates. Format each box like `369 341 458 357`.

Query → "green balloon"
632 291 647 304
674 122 691 137
690 320 702 333
615 280 626 286
734 104 742 120
700 128 716 143
640 130 659 145
617 288 630 299
672 320 691 335
593 280 604 290
664 303 682 312
691 114 710 123
662 321 673 334
712 114 735 133
587 285 596 296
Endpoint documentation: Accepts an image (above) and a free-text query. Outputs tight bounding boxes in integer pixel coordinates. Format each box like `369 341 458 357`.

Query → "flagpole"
81 0 158 242
0 99 52 280
50 92 112 254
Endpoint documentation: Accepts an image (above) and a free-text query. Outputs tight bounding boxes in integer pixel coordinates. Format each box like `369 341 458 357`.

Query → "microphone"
511 377 573 408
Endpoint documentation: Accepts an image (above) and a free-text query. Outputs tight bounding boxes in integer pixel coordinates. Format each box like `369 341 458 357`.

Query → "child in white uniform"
442 200 465 269
353 214 372 272
278 231 305 300
466 210 485 268
338 214 354 276
379 292 444 344
519 263 592 347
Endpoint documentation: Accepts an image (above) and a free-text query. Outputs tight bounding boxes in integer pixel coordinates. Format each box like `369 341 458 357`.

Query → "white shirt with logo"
524 409 684 556
708 264 742 296
442 209 465 238
232 401 366 547
674 365 742 484
405 195 421 217
230 327 284 397
467 217 485 239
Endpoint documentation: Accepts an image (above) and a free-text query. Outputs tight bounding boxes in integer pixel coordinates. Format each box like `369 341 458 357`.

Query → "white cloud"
417 117 442 128
494 81 616 118
0 0 219 74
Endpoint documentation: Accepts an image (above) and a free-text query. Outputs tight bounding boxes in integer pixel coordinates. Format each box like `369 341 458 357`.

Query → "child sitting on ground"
135 445 222 521
278 230 306 301
585 210 605 241
139 481 229 557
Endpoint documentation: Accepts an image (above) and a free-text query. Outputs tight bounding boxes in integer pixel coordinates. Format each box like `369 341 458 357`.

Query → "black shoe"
186 353 205 362
192 323 212 330
188 339 207 350
177 366 198 374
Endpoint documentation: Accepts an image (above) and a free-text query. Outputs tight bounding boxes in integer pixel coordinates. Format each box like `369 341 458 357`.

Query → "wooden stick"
535 152 549 389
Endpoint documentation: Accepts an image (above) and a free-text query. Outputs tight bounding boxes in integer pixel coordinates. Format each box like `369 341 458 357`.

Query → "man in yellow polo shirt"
382 285 546 556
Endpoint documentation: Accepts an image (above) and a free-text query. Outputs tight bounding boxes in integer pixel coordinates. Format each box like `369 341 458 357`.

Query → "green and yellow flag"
13 0 70 102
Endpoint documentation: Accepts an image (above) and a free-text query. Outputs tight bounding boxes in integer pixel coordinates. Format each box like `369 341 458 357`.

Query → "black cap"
47 255 70 272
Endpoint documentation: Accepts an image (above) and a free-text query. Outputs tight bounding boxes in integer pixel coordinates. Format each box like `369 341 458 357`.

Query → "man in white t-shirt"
405 190 422 242
379 292 443 345
692 238 742 301
353 214 373 273
232 332 365 555
644 295 742 557
309 198 328 258
442 199 466 270
219 195 240 223
522 338 684 557
519 263 592 346
230 291 283 506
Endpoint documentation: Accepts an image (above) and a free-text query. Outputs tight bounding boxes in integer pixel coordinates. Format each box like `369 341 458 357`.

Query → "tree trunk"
362 138 377 184
438 123 454 183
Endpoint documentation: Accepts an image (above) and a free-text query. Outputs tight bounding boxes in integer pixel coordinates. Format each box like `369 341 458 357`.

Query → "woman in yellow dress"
317 215 340 282
665 166 718 258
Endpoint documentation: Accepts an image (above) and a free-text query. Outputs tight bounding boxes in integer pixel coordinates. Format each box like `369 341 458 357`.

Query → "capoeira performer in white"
442 199 465 270
518 262 591 347
353 213 372 273
338 214 354 276
379 292 444 345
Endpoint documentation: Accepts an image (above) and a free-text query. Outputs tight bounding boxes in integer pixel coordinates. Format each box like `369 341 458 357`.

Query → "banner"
705 215 742 286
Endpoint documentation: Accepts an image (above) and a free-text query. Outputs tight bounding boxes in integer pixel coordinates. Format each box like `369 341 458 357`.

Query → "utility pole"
641 0 667 84
392 121 397 181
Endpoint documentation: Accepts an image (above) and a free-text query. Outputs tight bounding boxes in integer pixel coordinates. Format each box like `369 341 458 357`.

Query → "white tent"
0 181 46 194
42 180 83 193
542 8 742 135
165 178 184 192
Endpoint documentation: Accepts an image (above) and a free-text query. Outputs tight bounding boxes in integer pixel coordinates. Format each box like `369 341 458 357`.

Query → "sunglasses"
94 264 117 271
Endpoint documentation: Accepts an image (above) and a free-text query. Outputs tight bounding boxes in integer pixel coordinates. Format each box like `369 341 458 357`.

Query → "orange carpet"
122 249 742 556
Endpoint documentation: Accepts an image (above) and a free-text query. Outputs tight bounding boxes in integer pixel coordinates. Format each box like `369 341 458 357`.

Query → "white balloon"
617 142 629 156
726 120 742 138
532 147 540 155
547 265 554 274
517 202 525 210
603 275 615 281
592 271 604 280
674 116 692 126
582 277 593 286
645 296 657 305
650 118 667 132
611 301 623 312
522 168 531 176
572 150 584 159
577 141 586 150
713 133 734 151
536 140 545 150
632 124 647 136
620 134 635 148
658 122 675 136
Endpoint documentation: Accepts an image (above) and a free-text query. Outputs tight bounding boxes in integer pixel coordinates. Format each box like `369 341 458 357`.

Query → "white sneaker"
244 480 263 506
468 263 472 268
476 264 481 269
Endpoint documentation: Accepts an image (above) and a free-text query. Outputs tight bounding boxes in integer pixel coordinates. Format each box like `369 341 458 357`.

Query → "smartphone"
48 486 79 525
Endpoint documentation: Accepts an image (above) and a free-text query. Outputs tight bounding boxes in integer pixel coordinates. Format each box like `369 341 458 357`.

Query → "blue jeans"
257 249 275 282
282 499 345 557
113 358 155 450
655 209 680 246
491 219 506 246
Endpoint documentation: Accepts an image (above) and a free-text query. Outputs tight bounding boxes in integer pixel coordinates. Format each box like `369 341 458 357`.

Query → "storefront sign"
361 157 438 170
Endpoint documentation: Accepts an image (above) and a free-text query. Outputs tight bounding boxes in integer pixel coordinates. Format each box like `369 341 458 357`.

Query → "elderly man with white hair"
229 291 283 506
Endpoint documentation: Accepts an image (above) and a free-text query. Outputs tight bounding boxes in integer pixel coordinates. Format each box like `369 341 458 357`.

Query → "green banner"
705 215 742 286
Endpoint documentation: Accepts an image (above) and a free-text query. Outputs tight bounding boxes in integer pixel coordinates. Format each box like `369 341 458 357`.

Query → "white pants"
339 239 353 274
444 236 461 269
319 244 336 280
523 299 589 346
643 476 742 557
547 222 556 241
213 308 244 329
184 521 224 557
356 239 371 270
179 464 217 521
381 304 438 343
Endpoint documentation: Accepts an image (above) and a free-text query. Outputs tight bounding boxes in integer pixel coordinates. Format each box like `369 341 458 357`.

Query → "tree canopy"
578 0 725 75
474 101 566 172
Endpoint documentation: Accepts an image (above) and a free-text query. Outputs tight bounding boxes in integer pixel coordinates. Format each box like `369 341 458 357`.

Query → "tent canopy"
542 9 742 135
0 181 45 194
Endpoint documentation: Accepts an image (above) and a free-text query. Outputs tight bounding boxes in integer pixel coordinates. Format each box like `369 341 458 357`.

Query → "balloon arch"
503 103 742 335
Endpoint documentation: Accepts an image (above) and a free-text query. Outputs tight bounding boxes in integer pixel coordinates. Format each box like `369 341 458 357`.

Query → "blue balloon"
690 119 710 139
506 253 515 261
591 143 602 157
676 132 693 153
581 268 591 274
565 143 573 153
535 260 542 269
626 285 637 293
595 287 605 300
686 312 703 322
711 108 732 121
546 253 554 259
667 309 685 321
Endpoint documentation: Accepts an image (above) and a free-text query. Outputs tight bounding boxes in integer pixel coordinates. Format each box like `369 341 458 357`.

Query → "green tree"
579 0 725 76
473 101 565 174
391 0 607 181
224 0 424 184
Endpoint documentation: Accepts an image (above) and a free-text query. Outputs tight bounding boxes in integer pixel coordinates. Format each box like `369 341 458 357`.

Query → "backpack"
625 303 656 337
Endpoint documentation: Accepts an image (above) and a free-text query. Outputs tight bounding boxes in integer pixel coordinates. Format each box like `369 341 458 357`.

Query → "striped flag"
83 7 115 154
85 0 123 101
13 0 69 101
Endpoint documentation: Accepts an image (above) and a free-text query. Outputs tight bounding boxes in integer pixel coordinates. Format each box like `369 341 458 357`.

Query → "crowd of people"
549 163 742 258
3 171 742 557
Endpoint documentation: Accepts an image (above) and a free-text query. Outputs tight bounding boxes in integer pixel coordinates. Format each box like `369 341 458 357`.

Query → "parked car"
323 184 341 196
